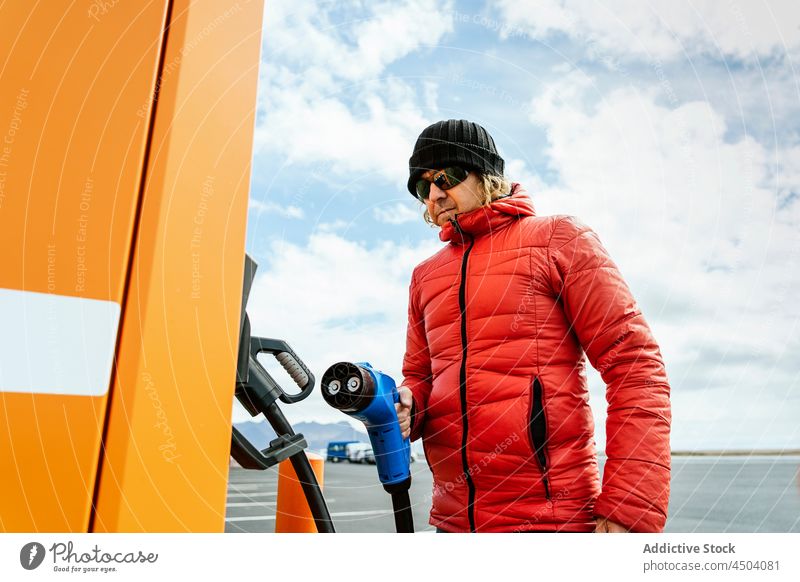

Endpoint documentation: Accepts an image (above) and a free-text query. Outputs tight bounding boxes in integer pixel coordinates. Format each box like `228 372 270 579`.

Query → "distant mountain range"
233 420 795 466
234 419 368 455
233 419 424 459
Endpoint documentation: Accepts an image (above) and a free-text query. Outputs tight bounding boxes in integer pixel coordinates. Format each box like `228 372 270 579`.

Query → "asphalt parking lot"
225 460 435 533
225 455 800 533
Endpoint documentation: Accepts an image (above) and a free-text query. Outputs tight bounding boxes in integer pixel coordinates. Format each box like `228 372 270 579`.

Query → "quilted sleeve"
548 215 672 532
401 269 433 442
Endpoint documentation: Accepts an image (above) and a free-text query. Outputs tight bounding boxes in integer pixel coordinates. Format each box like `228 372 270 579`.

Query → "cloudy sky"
236 0 800 452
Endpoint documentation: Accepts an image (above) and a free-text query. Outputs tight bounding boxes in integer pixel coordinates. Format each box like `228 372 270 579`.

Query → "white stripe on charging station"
0 288 120 396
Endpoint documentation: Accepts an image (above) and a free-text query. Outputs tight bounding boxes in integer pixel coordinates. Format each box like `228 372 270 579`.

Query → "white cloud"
423 81 440 115
253 0 454 182
526 69 800 448
249 199 305 219
264 0 453 83
495 0 800 63
254 88 427 182
234 232 440 425
316 219 351 233
503 157 548 194
373 202 422 224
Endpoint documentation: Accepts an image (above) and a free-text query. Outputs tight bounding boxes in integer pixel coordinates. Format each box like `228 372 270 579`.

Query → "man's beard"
434 205 457 225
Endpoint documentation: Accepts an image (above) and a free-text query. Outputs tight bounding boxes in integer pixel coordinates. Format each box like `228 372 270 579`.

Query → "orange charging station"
0 0 265 532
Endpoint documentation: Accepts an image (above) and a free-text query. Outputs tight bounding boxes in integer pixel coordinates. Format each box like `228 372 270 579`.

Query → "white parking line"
225 509 390 523
226 499 336 508
323 509 391 517
226 501 276 508
225 515 277 522
226 491 278 499
227 484 262 491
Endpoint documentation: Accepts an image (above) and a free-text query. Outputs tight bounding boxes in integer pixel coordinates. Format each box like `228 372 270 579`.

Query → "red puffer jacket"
403 184 671 533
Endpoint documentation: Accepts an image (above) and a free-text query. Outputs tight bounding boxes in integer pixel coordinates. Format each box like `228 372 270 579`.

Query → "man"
395 119 671 533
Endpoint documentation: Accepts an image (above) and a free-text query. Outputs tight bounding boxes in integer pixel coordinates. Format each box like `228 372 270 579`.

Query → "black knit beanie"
407 119 505 196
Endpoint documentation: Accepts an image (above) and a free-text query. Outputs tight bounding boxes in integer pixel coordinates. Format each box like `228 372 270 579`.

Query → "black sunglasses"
415 167 470 202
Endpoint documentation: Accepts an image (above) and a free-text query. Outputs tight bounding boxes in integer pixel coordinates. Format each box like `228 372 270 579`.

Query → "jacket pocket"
528 376 551 500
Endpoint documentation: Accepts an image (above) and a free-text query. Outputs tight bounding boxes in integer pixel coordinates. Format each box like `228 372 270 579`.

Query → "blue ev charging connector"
321 361 414 532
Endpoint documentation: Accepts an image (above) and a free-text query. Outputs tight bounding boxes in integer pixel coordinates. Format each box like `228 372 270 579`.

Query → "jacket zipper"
453 217 477 532
529 377 552 500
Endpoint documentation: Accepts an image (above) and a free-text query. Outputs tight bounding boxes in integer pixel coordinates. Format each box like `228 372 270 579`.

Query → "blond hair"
422 173 512 226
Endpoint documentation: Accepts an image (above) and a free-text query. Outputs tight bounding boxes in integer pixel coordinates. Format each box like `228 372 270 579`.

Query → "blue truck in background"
326 440 359 462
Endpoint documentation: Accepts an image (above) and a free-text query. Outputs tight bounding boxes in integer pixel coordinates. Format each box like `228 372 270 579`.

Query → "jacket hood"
439 183 535 243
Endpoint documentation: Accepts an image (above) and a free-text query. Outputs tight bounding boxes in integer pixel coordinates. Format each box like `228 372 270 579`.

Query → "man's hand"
395 386 413 439
594 517 629 533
